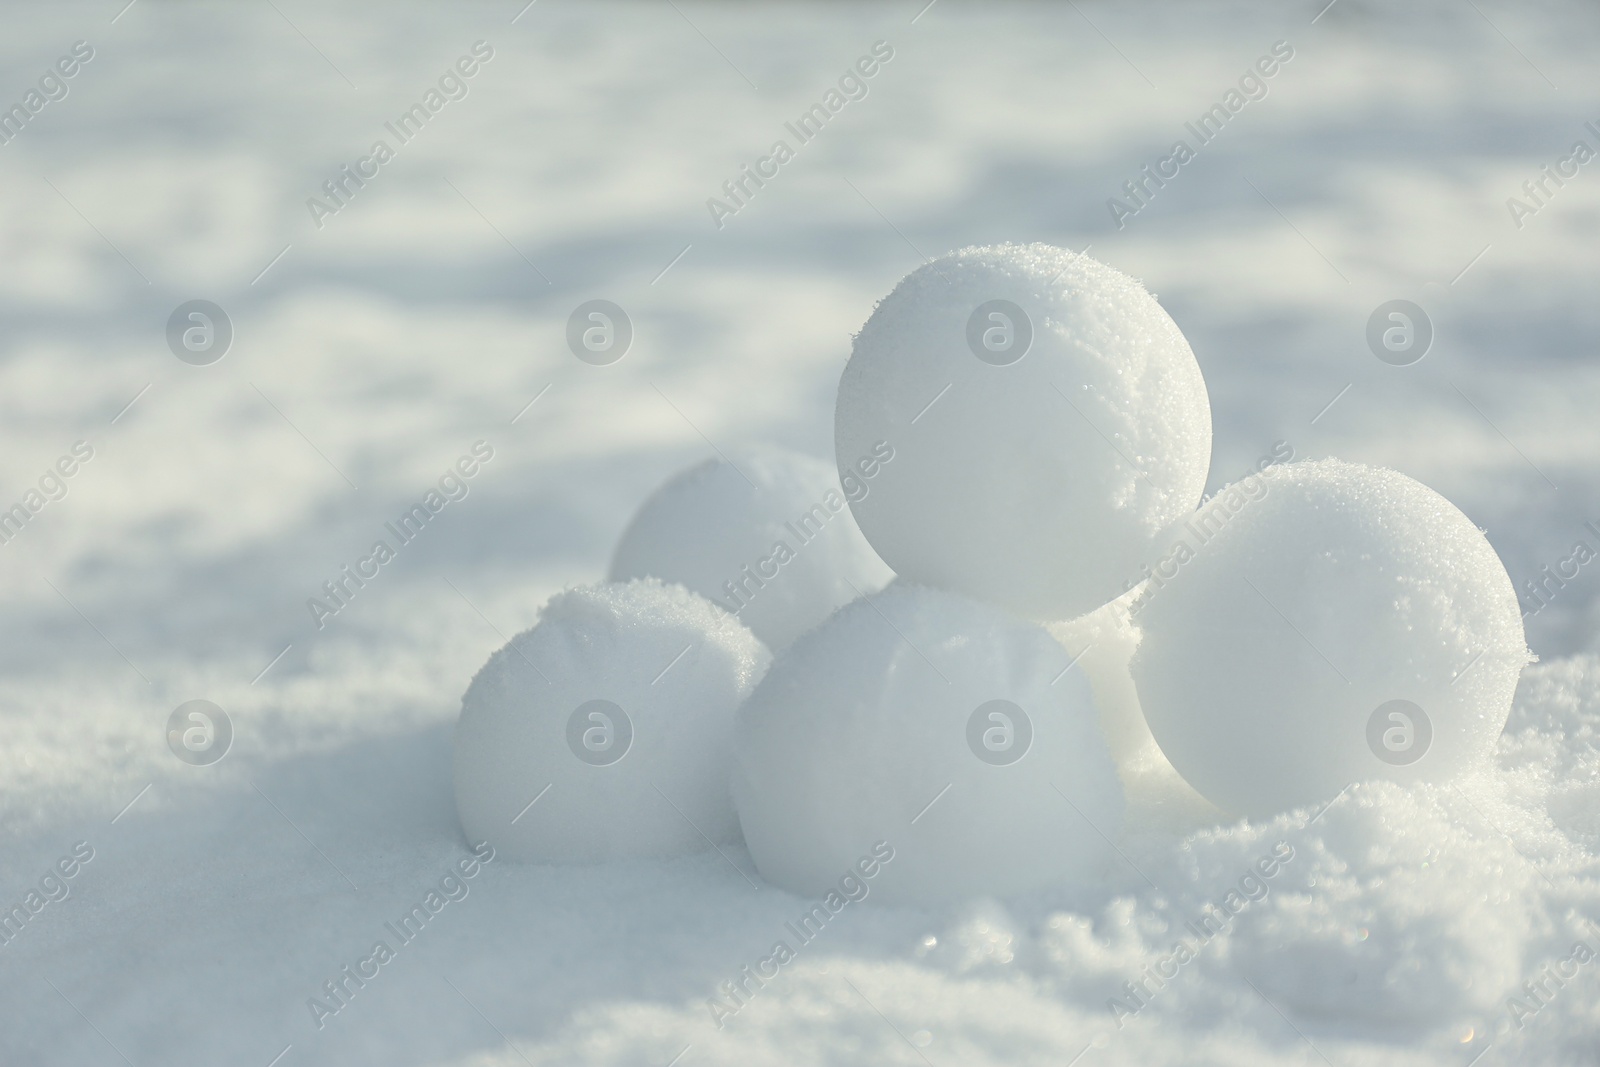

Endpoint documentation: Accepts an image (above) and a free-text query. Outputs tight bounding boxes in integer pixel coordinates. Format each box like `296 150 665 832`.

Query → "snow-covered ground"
1 1 1597 1063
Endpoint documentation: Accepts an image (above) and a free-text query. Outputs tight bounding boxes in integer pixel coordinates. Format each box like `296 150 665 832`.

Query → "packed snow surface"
835 242 1211 619
453 579 769 861
1132 459 1531 817
609 446 892 649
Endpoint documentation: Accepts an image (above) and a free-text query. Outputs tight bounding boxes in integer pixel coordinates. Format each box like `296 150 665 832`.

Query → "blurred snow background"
0 0 1597 1064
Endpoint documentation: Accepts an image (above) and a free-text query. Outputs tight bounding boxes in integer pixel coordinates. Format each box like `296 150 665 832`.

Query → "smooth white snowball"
835 242 1211 620
453 579 770 863
732 582 1124 904
609 446 893 650
1130 459 1532 818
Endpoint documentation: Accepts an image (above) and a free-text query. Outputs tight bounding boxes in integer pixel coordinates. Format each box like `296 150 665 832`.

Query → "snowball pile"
451 241 1531 909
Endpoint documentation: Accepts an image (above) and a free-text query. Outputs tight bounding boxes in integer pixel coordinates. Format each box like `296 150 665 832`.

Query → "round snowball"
453 579 770 862
610 446 893 650
733 582 1124 904
835 243 1211 620
1130 459 1531 818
